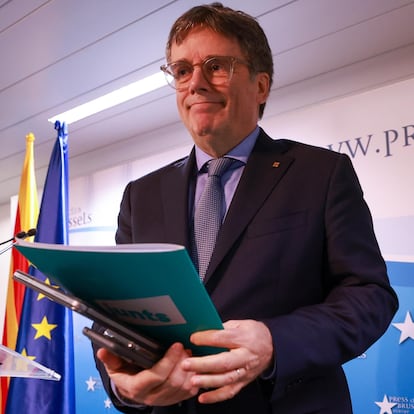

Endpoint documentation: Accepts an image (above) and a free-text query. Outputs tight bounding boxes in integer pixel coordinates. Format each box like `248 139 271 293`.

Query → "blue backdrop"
344 261 414 414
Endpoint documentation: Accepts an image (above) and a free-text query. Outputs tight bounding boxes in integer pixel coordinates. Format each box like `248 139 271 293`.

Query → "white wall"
68 144 192 246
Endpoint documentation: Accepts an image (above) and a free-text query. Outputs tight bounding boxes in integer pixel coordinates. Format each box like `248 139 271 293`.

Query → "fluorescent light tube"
48 72 168 125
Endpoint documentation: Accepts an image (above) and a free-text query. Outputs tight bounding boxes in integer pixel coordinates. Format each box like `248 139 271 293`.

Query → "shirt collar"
194 126 260 172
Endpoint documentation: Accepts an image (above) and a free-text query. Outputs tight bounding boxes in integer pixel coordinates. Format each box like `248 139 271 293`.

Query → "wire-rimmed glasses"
160 56 250 90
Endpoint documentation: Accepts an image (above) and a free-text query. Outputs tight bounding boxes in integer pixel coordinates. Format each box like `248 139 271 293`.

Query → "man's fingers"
198 382 245 404
97 348 141 374
191 366 246 389
149 343 188 376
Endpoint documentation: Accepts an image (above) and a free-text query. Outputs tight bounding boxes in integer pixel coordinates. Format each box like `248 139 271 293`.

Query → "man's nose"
188 65 210 92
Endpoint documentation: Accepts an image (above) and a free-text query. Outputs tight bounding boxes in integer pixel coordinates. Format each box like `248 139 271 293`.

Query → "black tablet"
13 270 164 368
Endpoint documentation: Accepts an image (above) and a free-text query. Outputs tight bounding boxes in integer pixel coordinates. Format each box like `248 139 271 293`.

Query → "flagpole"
1 134 39 414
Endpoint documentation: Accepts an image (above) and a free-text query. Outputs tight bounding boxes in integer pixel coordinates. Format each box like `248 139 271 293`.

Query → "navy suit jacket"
95 129 398 414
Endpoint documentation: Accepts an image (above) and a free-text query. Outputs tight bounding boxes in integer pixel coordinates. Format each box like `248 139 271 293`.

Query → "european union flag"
6 122 75 414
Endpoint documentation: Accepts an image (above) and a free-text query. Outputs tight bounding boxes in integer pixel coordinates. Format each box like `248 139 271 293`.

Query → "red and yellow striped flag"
1 133 39 413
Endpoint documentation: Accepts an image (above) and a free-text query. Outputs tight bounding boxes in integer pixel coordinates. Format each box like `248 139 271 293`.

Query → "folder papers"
14 240 223 355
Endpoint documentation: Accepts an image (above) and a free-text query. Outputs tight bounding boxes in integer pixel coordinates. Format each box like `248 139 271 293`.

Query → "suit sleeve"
264 153 398 399
115 181 133 244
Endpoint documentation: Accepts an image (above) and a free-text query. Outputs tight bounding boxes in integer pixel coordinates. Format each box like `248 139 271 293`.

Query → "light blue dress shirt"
193 126 260 221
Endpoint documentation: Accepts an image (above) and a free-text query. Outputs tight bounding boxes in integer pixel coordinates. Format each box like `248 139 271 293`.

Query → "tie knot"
207 157 234 178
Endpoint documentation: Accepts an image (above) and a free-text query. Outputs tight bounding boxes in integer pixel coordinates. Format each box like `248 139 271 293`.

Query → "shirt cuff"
261 357 277 380
110 379 150 411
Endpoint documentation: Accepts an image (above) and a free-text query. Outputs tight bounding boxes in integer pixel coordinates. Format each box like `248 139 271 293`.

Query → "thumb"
97 347 141 374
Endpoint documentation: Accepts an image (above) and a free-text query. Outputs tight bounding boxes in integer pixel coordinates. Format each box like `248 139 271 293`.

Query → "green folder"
14 240 223 355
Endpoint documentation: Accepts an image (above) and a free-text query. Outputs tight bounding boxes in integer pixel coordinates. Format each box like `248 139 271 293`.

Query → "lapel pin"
272 161 280 168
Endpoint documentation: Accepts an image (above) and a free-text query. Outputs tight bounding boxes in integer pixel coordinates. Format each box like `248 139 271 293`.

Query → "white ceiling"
1 0 414 206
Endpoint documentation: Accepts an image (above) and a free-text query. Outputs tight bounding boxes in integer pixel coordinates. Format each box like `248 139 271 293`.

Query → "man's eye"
173 65 192 79
206 59 228 75
208 61 223 72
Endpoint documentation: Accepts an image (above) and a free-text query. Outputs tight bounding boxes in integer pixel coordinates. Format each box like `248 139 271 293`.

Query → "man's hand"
97 319 273 406
182 319 274 404
97 342 199 406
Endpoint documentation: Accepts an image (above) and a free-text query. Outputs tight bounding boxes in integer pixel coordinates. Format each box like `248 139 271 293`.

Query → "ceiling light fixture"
48 72 168 125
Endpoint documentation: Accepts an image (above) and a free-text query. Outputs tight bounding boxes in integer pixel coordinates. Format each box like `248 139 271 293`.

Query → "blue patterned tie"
193 157 234 279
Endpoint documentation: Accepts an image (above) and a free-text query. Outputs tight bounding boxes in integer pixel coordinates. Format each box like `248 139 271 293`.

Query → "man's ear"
256 72 271 105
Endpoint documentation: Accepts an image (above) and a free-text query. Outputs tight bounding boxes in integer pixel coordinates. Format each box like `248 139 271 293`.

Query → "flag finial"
26 133 35 143
54 120 68 138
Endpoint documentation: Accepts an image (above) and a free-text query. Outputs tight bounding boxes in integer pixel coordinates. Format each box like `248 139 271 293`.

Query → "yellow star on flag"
37 278 60 301
21 348 36 361
14 348 36 371
32 316 58 340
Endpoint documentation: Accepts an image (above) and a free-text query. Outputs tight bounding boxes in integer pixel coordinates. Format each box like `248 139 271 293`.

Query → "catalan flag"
5 122 75 414
1 134 39 413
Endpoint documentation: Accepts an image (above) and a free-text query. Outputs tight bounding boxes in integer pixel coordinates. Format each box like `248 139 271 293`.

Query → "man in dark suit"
94 3 398 413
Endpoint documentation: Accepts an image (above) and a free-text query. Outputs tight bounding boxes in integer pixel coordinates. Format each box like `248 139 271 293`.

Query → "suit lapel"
204 132 294 283
160 149 196 249
155 135 294 283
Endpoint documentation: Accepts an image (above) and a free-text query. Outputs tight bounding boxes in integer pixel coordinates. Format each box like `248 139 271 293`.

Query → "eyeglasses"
160 56 250 90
